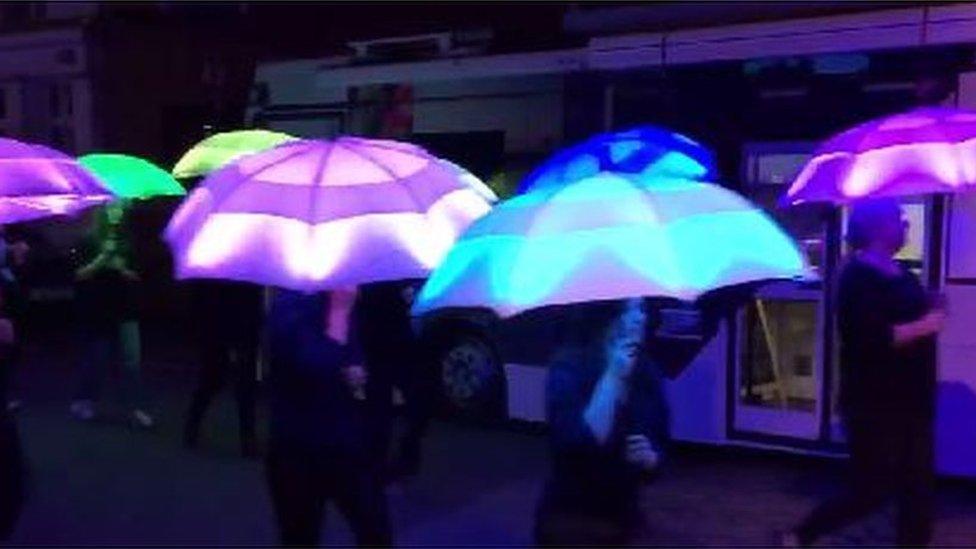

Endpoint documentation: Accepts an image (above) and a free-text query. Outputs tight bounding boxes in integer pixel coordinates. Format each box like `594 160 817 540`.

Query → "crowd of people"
0 197 950 547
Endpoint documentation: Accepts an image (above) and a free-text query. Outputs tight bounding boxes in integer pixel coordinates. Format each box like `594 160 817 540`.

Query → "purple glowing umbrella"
0 138 112 223
784 106 976 205
165 137 494 291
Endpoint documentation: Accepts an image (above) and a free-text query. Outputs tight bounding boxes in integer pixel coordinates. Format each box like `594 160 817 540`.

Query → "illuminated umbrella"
165 137 494 291
414 173 809 318
171 129 297 179
0 138 111 223
79 154 185 200
784 106 976 204
518 125 717 194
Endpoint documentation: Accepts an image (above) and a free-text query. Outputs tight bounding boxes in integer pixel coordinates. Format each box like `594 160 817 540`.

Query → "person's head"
92 202 127 243
105 202 125 227
561 298 648 369
603 298 648 372
846 198 907 257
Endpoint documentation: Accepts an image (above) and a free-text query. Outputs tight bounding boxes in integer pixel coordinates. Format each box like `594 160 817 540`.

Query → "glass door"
735 282 825 439
731 142 830 443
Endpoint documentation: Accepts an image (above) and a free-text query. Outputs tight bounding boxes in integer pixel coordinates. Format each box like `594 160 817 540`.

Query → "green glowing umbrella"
79 154 186 200
171 130 297 179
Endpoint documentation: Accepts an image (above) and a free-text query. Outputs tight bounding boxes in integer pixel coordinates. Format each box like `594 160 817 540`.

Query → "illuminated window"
740 299 818 412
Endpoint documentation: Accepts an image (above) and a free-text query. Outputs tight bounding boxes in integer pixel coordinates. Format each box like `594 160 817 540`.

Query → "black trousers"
0 414 25 540
365 356 435 476
185 336 257 446
796 411 935 547
266 448 392 547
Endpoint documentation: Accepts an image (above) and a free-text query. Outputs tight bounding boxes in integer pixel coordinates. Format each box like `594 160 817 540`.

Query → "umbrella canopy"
165 137 494 291
171 129 297 179
414 173 809 318
517 125 717 194
784 106 976 204
79 153 185 200
0 138 112 224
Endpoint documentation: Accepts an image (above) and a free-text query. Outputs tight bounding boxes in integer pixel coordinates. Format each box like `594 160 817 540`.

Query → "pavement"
6 323 976 546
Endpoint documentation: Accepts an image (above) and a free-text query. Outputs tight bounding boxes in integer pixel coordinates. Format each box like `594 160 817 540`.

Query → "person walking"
0 299 24 540
534 298 669 546
265 288 392 547
782 198 945 547
69 203 154 429
183 279 263 457
356 279 434 482
0 225 29 413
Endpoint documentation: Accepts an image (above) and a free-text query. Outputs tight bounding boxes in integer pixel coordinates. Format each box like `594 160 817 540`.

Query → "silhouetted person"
70 203 154 429
184 280 263 457
783 198 944 547
535 298 669 546
265 288 392 547
0 305 23 540
356 279 433 481
0 225 29 413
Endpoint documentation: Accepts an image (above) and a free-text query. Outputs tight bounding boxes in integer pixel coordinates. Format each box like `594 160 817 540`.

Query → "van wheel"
437 334 505 419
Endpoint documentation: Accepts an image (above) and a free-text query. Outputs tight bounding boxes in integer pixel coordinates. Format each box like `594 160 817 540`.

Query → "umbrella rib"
310 141 336 224
203 143 312 220
336 140 430 214
170 144 314 252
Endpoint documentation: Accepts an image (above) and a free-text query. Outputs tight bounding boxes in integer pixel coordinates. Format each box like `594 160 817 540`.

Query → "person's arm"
627 358 670 475
842 275 943 349
582 371 627 445
75 239 114 280
548 352 624 451
892 309 945 347
75 251 110 280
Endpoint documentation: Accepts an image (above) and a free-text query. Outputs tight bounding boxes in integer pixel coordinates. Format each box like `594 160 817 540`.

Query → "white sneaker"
69 400 95 421
131 409 155 430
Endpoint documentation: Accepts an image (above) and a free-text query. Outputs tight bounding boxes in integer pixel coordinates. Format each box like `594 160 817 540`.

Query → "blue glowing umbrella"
517 126 717 194
414 173 809 318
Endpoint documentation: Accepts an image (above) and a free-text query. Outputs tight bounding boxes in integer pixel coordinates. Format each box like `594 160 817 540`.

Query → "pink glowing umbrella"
0 138 112 223
165 137 495 291
784 106 976 205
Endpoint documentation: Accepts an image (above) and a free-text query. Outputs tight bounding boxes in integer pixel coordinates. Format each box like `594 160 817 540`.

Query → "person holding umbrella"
264 287 392 547
182 278 263 458
535 298 668 546
69 202 154 429
355 279 434 482
161 136 501 546
782 198 945 547
0 225 29 413
411 170 810 545
0 304 22 541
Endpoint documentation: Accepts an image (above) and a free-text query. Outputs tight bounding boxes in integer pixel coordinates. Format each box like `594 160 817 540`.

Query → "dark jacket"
541 344 670 522
267 290 366 455
837 259 937 420
354 280 423 381
190 280 264 345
